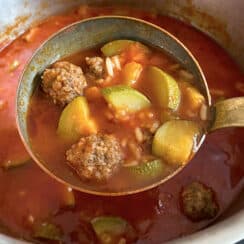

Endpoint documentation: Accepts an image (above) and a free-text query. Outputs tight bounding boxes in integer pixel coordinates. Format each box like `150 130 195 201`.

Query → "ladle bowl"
16 16 244 196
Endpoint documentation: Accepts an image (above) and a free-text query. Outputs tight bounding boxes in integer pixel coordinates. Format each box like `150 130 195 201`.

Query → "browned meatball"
42 61 87 106
85 57 105 78
180 181 219 221
66 134 123 181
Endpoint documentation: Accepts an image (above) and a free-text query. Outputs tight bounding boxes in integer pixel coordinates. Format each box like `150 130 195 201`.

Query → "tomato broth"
0 5 243 244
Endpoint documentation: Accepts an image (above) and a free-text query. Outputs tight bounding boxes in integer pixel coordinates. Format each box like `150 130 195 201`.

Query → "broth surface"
0 5 243 243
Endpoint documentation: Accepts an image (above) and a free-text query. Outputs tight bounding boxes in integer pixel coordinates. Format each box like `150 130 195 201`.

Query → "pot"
0 0 243 243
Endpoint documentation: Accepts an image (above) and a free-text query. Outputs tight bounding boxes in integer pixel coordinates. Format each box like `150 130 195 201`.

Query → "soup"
0 5 243 244
27 40 207 193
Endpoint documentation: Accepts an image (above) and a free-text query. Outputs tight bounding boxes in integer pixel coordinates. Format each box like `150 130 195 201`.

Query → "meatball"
66 134 123 181
180 181 219 221
85 57 105 78
42 61 87 106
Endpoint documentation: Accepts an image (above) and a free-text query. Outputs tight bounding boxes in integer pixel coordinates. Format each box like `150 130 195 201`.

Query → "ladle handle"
210 97 244 132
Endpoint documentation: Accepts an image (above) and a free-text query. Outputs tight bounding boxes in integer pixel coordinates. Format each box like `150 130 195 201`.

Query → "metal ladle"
16 16 244 196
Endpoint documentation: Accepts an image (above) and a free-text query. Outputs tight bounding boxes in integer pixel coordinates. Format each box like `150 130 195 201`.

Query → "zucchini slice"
34 222 62 241
129 159 163 180
152 120 200 165
101 40 134 56
147 66 181 110
102 85 151 113
91 216 136 243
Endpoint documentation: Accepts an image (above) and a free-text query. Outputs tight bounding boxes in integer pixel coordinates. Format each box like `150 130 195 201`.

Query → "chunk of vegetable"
101 40 134 56
2 155 31 170
185 86 205 110
147 66 181 110
129 159 163 180
152 120 200 165
91 216 136 244
34 222 62 241
57 97 97 142
101 40 149 58
122 61 143 86
102 85 151 113
85 86 102 101
126 42 151 63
